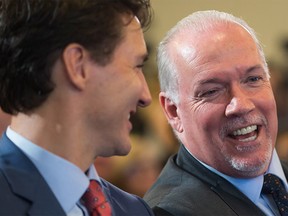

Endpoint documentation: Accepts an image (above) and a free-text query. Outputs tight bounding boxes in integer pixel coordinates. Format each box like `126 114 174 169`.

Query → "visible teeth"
232 125 257 136
238 135 257 142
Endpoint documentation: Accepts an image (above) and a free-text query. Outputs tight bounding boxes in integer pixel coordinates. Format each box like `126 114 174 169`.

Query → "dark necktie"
262 173 288 216
81 180 112 216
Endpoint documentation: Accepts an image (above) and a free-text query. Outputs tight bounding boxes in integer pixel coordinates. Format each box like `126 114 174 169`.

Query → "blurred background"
2 0 288 198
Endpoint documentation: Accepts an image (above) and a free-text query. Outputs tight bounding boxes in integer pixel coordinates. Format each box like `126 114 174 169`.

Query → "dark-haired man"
0 0 154 215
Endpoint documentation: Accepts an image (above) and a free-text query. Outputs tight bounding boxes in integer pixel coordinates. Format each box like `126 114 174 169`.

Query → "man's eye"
135 63 144 72
247 76 263 83
136 64 144 68
200 89 218 97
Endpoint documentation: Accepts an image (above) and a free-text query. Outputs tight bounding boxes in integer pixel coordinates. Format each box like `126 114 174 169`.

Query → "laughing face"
168 24 278 177
84 16 151 157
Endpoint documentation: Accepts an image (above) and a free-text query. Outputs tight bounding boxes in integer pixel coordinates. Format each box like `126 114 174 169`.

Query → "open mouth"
229 125 259 142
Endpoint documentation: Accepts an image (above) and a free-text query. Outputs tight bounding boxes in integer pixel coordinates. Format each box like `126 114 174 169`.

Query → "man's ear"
62 43 89 90
159 92 183 133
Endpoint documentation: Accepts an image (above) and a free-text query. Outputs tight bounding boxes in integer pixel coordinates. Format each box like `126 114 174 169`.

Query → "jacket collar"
0 133 65 216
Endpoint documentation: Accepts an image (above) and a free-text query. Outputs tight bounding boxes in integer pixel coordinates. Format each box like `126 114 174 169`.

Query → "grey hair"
157 10 269 104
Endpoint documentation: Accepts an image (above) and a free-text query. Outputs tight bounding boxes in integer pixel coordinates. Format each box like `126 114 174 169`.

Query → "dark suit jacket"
0 133 154 216
144 144 288 216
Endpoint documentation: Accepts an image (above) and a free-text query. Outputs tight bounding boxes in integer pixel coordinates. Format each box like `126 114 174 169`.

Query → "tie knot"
262 173 285 195
88 180 102 193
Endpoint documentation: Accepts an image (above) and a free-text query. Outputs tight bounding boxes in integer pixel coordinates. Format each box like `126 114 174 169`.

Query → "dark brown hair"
0 0 152 114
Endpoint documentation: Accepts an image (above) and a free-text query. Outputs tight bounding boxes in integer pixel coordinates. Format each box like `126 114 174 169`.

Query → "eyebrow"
198 77 223 85
246 64 263 73
141 53 149 62
197 64 264 85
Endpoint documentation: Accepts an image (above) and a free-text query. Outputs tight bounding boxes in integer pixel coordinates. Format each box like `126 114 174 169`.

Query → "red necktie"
81 180 112 216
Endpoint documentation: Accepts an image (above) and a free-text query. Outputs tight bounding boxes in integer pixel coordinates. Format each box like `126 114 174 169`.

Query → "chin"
227 153 271 177
115 141 132 156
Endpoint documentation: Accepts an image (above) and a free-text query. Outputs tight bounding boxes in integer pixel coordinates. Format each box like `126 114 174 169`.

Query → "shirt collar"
6 127 101 213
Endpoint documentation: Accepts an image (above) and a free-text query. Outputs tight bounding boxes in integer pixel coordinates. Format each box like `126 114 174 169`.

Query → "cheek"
181 101 224 133
201 108 224 134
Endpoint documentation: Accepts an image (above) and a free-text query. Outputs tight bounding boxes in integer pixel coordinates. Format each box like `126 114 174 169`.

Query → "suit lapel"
100 178 112 203
0 133 65 216
211 178 265 215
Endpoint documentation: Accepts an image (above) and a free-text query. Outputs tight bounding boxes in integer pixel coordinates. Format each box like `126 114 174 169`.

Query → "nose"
137 74 152 107
225 85 255 117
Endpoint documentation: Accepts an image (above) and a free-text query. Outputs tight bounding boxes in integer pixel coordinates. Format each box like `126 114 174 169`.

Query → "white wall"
145 0 288 65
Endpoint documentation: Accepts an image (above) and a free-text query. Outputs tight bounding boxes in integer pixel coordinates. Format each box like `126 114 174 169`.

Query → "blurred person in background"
0 0 154 215
144 10 288 216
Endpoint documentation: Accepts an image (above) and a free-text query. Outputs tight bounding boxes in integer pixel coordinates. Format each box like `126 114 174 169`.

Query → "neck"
10 111 95 171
